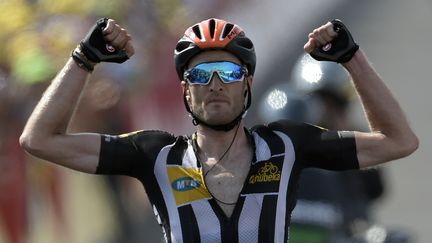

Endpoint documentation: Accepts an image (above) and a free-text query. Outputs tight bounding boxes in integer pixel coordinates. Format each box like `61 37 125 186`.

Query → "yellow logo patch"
167 167 210 206
249 162 281 184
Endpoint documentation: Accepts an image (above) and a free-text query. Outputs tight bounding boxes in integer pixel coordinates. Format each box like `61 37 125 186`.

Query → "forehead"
187 50 241 68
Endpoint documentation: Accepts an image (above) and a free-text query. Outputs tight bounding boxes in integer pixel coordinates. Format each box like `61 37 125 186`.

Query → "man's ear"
181 81 191 102
246 75 253 87
181 80 187 90
244 76 253 96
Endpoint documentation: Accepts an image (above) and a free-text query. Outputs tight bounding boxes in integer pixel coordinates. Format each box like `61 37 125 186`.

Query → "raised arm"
19 19 134 173
304 21 419 168
342 50 418 167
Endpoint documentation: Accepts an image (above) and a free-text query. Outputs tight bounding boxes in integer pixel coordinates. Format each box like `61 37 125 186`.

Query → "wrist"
343 49 378 82
342 49 367 71
71 46 97 72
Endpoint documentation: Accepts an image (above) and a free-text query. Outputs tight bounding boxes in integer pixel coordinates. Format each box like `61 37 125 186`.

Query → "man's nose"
208 71 224 91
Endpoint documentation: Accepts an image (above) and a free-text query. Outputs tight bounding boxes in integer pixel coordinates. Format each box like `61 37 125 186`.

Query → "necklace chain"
196 124 241 205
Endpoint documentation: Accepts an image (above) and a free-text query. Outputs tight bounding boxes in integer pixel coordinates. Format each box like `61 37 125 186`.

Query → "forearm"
20 18 134 172
344 50 406 134
344 49 418 162
304 20 418 167
21 58 90 145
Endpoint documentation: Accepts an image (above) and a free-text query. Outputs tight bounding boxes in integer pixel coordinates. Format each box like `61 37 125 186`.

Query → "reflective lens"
184 61 247 85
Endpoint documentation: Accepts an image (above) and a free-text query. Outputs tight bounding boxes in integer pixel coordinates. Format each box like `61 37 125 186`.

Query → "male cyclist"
20 18 418 243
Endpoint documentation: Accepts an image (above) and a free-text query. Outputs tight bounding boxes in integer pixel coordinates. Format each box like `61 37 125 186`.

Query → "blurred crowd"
0 0 244 242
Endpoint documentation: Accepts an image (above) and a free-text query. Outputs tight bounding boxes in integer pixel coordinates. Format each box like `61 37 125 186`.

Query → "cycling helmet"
291 54 355 107
174 18 255 131
174 18 256 81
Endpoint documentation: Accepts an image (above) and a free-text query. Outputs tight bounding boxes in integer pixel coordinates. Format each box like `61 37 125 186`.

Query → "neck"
195 122 247 160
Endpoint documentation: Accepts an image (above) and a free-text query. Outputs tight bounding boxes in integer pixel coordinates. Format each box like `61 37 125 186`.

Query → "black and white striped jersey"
96 119 359 243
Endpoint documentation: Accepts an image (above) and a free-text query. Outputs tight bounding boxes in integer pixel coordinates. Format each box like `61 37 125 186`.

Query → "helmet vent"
175 40 191 53
222 23 234 38
209 19 216 39
192 25 202 39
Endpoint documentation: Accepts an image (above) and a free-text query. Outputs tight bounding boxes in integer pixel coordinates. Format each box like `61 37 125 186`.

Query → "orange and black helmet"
174 18 256 81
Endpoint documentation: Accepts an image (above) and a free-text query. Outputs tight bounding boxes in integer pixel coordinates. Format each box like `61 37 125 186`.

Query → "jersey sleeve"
96 130 176 177
269 119 359 170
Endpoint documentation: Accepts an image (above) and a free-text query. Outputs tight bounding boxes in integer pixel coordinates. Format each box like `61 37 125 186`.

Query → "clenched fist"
304 19 359 63
102 19 135 58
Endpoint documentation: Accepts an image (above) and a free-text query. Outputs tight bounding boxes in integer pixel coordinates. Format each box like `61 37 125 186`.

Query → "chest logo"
167 167 210 205
172 176 201 191
249 162 281 184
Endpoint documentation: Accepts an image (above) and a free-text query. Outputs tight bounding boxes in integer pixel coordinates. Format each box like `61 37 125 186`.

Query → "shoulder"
250 119 329 152
251 119 326 137
103 130 181 152
120 130 177 142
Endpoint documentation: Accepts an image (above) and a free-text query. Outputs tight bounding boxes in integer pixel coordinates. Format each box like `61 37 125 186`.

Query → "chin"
196 105 242 124
205 116 232 125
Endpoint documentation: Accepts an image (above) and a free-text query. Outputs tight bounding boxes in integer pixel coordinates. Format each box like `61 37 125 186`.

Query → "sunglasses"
184 61 248 85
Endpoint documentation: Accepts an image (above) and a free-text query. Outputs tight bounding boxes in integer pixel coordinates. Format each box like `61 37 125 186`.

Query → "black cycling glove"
79 18 129 63
310 19 359 63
